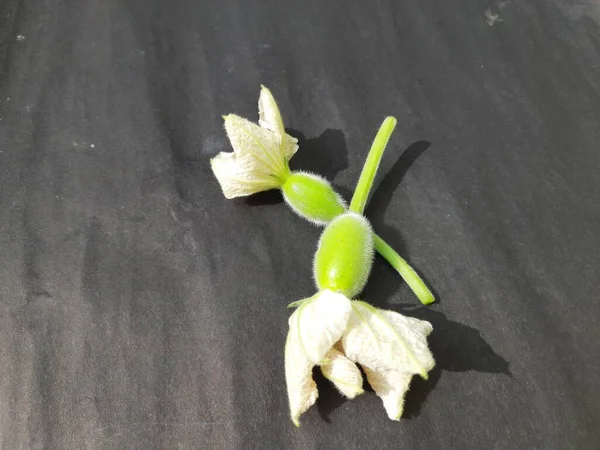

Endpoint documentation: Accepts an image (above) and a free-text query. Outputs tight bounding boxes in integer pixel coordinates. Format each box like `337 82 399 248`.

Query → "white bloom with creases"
285 292 435 426
211 86 298 198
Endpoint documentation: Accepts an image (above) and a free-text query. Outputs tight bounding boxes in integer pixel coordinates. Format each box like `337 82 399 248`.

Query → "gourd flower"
285 119 435 426
211 86 299 198
211 88 435 305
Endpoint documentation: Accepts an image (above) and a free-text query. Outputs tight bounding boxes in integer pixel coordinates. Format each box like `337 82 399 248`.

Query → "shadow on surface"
245 189 284 206
363 140 437 304
316 363 376 422
400 305 511 418
287 128 348 181
314 369 345 423
367 140 432 219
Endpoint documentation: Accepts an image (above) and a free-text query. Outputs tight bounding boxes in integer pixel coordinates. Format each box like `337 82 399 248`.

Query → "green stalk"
374 234 435 305
349 117 397 214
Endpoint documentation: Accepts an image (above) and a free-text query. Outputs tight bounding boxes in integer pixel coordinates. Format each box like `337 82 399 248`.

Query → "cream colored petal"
285 291 352 426
283 134 299 160
288 291 352 364
257 86 298 160
223 114 286 177
341 301 434 420
342 301 435 379
320 346 364 399
285 331 318 427
363 367 413 420
210 152 280 199
258 85 285 135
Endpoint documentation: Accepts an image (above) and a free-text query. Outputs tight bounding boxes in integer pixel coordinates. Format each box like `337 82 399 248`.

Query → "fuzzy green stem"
349 117 397 214
374 234 435 305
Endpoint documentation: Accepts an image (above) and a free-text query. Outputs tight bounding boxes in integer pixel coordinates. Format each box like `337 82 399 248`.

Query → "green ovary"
313 213 374 298
281 172 346 224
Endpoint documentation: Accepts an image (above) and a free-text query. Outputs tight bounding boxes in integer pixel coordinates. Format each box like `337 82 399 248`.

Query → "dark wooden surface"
1 0 599 448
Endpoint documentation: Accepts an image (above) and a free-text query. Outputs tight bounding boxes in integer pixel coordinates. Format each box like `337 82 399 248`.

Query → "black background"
1 0 599 449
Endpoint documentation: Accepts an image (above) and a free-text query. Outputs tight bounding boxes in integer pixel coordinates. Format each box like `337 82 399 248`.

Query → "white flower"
211 86 299 198
285 292 434 426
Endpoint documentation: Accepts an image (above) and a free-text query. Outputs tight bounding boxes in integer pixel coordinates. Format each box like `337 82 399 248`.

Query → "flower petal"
362 367 413 420
283 134 299 160
285 332 318 427
223 114 285 177
289 290 352 365
258 85 285 135
342 301 435 419
320 346 364 399
343 301 434 378
285 291 352 425
258 86 298 160
210 151 280 199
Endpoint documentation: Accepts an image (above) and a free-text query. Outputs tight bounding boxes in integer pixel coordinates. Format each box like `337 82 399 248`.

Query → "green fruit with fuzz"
282 172 346 225
313 212 374 298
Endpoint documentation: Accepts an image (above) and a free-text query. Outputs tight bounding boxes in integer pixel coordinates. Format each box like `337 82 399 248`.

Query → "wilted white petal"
285 333 318 427
258 85 299 160
343 301 434 377
320 346 364 399
288 291 352 364
342 301 435 419
223 114 285 176
285 291 352 426
210 151 281 198
258 85 285 135
282 133 299 160
212 89 300 199
362 367 412 420
211 114 286 198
